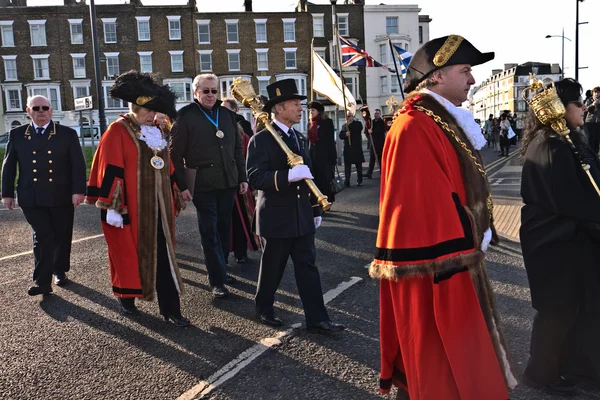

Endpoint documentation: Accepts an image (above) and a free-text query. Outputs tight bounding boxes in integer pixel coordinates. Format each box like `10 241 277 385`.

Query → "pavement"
1 141 599 399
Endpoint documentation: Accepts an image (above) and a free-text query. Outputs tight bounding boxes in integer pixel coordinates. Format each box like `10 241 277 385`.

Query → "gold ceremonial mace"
230 78 332 211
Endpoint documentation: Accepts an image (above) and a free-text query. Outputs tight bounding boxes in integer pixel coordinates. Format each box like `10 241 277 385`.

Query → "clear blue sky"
27 0 600 92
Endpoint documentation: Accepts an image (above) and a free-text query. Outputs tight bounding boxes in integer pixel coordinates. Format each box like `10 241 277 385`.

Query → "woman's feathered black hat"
109 70 177 120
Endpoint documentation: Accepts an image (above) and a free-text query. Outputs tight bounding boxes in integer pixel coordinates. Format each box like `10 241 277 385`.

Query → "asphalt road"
1 143 599 400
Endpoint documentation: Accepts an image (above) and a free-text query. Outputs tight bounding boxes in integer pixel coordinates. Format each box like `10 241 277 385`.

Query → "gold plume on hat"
136 95 155 106
433 35 464 67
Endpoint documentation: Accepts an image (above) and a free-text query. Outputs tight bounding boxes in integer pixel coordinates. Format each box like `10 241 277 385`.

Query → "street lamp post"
89 0 107 134
545 29 571 80
575 0 587 81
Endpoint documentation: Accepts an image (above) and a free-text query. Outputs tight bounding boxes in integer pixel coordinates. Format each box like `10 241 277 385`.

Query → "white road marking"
0 233 104 262
177 276 363 400
492 178 504 186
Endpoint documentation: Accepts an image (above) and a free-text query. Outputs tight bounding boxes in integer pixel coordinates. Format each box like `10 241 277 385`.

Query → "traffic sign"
74 96 93 111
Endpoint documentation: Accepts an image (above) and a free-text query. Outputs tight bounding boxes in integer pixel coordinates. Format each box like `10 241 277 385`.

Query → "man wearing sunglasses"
171 74 247 299
1 95 86 296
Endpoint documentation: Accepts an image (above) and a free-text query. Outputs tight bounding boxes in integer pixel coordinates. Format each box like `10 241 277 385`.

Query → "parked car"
72 126 100 139
0 133 8 149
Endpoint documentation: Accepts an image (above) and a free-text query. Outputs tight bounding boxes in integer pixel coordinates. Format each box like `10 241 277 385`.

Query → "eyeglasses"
31 106 50 112
569 101 584 108
201 89 218 94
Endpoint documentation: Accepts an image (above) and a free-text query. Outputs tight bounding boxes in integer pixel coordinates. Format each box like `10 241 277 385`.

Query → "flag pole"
331 1 350 144
310 38 315 102
388 37 405 100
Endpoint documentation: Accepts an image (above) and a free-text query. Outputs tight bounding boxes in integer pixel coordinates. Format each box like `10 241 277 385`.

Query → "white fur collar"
421 89 487 150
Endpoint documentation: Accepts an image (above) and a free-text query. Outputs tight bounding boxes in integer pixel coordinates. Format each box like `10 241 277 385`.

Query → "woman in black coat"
520 78 600 396
308 101 337 202
339 111 364 187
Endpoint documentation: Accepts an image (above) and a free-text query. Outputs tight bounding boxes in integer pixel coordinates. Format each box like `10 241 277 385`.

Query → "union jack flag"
339 36 389 70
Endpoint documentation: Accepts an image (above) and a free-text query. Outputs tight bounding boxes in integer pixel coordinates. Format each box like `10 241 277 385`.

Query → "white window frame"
31 54 50 80
164 78 193 104
167 16 181 41
283 48 297 70
227 49 241 72
282 18 296 43
0 21 15 48
379 44 387 64
312 14 324 38
256 76 271 98
2 83 22 112
135 16 151 42
102 81 127 109
71 53 86 79
390 75 400 94
68 19 84 45
138 51 153 73
26 82 62 111
103 52 120 78
102 18 117 44
2 55 17 81
70 79 91 102
169 50 184 73
337 13 349 37
254 18 267 43
380 75 388 95
225 19 239 44
28 20 47 47
196 20 210 44
386 17 399 35
255 49 268 71
219 75 251 99
197 50 213 72
343 75 358 99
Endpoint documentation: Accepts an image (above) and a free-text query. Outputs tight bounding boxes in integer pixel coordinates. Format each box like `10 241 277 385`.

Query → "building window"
2 56 17 81
314 47 326 61
283 18 296 42
0 21 14 47
343 77 355 98
390 76 400 93
103 83 126 109
337 14 348 36
104 52 120 77
71 54 86 78
11 120 21 128
31 55 50 80
167 16 181 40
4 88 22 111
379 44 387 64
419 26 423 44
28 20 47 46
168 51 184 73
136 17 151 41
256 49 268 71
226 20 239 44
312 14 324 37
380 76 388 94
102 18 117 44
254 19 267 43
284 48 297 69
197 20 210 44
257 76 270 97
138 52 152 73
220 77 234 99
386 17 398 34
165 80 193 103
198 50 212 72
227 50 241 72
68 19 83 44
72 84 90 99
28 85 61 110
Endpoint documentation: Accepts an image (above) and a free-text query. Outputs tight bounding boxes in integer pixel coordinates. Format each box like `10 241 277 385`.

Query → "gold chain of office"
413 105 494 219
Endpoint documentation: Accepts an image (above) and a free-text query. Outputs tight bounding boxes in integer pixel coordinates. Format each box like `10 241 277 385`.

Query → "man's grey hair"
414 67 447 91
222 97 239 112
27 95 51 108
193 73 219 92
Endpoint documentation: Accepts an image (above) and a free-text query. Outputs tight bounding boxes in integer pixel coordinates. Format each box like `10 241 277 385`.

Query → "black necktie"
36 127 44 136
288 129 299 153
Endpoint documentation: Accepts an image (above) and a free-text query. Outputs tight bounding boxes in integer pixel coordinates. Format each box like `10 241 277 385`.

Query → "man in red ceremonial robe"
369 35 518 399
86 71 189 327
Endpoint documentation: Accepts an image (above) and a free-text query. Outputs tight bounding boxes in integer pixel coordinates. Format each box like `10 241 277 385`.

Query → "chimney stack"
244 0 252 12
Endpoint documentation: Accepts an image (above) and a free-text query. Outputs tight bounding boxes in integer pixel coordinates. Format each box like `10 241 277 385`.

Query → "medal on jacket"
216 129 224 138
197 105 222 139
139 124 167 170
151 154 165 169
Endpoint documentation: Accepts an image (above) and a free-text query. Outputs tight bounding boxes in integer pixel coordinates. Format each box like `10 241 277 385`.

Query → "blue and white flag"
392 44 413 77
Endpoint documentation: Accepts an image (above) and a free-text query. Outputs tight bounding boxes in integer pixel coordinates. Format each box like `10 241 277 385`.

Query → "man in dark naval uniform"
1 95 86 296
246 79 345 334
365 108 386 179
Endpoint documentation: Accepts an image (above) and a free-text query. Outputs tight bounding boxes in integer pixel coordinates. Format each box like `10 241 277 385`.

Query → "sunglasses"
569 101 584 108
31 106 50 112
201 89 218 94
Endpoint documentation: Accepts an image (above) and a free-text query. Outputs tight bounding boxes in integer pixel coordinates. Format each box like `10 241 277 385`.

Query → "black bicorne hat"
404 35 495 93
109 70 177 120
263 79 307 113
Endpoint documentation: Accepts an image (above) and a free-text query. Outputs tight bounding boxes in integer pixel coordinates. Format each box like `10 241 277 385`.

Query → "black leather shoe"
522 374 577 396
164 314 191 327
306 320 345 334
365 174 372 179
27 285 52 296
225 275 236 285
356 181 362 186
257 312 283 327
54 272 70 286
236 257 248 264
213 286 230 298
119 298 139 315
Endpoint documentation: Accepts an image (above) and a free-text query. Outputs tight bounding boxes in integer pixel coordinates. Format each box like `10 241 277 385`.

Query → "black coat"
309 117 337 202
1 121 86 207
340 120 364 163
246 123 321 239
369 117 386 153
236 114 254 138
170 99 246 193
520 132 600 312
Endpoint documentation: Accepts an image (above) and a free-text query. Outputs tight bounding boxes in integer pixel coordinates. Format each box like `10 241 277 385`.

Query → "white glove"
288 165 314 182
314 216 322 229
106 209 124 229
481 227 492 252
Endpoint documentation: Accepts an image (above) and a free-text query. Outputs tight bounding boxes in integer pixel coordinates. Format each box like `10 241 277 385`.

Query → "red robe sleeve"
85 121 128 215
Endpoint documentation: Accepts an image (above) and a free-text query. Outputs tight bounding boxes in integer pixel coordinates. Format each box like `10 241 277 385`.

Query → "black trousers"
367 145 383 176
344 162 363 185
21 205 74 287
155 210 181 318
231 206 247 259
255 234 329 325
585 122 600 154
524 308 578 384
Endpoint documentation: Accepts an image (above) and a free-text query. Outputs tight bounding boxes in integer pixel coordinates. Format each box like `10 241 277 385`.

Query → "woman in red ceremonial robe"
370 35 517 400
86 71 189 327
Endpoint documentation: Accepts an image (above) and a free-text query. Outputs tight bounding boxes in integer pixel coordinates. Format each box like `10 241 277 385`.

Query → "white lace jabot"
139 125 167 151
